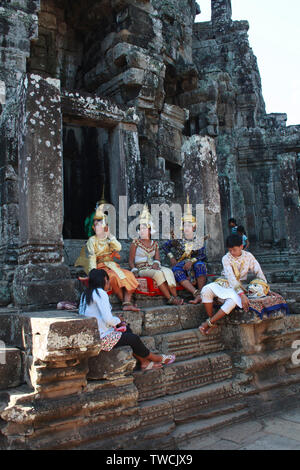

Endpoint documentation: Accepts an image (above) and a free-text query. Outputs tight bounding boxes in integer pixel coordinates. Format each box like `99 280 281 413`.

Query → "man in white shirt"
199 234 267 335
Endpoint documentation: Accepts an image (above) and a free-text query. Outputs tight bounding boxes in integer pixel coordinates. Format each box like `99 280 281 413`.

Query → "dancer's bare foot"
199 320 217 335
189 295 202 304
167 296 183 306
122 302 140 312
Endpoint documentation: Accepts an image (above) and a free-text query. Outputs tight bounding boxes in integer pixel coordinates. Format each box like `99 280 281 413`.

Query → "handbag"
114 321 127 333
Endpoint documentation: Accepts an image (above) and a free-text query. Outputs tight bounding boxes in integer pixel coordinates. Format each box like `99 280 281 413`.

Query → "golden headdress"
139 204 156 233
93 204 107 223
182 195 196 226
93 186 108 223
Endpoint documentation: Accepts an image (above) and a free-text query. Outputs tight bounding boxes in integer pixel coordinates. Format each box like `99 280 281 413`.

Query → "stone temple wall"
0 0 300 451
189 0 300 263
0 0 299 301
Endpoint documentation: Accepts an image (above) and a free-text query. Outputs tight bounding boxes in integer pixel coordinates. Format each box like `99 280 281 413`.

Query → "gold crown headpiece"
182 195 196 225
93 204 107 223
139 204 156 233
93 186 108 223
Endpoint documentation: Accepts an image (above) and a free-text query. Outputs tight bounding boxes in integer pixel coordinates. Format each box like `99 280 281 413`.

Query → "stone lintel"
61 89 139 128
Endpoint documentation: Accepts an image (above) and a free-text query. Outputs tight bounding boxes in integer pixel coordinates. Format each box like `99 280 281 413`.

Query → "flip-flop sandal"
161 354 176 365
141 361 163 371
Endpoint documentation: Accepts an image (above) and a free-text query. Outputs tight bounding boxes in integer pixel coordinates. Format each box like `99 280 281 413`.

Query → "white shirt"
221 251 267 294
83 288 121 338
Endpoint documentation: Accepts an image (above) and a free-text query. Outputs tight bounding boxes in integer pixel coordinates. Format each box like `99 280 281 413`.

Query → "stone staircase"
90 300 253 449
0 279 300 449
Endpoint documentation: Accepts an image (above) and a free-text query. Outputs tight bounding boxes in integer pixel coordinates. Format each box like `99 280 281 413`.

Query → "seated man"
199 233 267 334
162 211 207 304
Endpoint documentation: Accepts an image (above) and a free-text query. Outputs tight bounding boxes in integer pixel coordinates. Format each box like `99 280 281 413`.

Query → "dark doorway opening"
62 124 110 239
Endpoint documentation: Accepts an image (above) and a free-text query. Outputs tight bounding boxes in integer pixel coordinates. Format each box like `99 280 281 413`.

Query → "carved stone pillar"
278 153 300 256
181 135 224 263
110 122 143 207
13 74 75 307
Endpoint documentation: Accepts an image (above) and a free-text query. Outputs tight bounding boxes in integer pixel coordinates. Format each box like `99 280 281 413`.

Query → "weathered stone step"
0 346 24 391
0 379 139 447
238 371 300 397
134 352 233 401
151 326 224 361
262 268 300 284
116 303 206 337
173 407 251 447
138 379 238 430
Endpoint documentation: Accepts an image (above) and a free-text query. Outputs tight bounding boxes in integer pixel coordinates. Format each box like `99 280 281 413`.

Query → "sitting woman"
80 269 175 371
128 206 184 306
86 205 139 312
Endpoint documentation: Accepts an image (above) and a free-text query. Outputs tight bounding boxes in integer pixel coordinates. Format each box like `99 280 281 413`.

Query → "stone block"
0 311 23 347
178 304 205 329
142 306 181 335
0 347 24 390
139 398 174 429
13 264 77 308
168 381 237 423
209 353 232 382
134 367 166 401
87 346 136 381
154 329 202 360
25 312 101 363
164 357 213 395
118 310 143 336
140 335 156 352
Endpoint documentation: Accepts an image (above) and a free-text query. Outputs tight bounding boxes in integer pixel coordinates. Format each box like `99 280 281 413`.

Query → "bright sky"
195 0 300 126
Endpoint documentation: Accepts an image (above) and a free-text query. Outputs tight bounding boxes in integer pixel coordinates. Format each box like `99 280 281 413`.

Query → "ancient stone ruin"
0 0 299 450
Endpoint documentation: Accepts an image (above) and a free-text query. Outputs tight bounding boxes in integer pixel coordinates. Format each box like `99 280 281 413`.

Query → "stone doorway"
62 124 110 240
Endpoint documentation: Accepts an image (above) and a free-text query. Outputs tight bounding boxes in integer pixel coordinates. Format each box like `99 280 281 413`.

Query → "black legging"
115 325 150 358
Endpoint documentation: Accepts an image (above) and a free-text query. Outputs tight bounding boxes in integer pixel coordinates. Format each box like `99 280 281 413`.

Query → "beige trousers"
138 266 176 287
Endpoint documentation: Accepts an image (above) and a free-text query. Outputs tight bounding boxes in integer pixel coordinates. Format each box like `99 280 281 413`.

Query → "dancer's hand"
152 262 160 270
241 294 249 312
184 261 192 271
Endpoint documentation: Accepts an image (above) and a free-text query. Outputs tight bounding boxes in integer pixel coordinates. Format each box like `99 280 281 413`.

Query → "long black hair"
84 269 109 305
